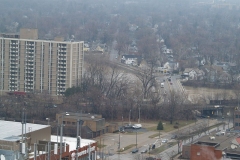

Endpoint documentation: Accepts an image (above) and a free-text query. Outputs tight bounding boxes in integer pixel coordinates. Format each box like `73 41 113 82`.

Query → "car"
162 139 168 143
125 124 132 128
141 148 148 154
216 132 221 136
171 135 177 139
132 124 142 129
131 148 138 153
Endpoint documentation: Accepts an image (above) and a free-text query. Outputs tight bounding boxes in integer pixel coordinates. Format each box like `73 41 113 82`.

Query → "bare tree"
136 68 156 99
165 90 185 124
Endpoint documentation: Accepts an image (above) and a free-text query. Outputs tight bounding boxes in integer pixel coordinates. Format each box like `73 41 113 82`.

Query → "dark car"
124 124 132 129
171 135 177 139
131 148 138 153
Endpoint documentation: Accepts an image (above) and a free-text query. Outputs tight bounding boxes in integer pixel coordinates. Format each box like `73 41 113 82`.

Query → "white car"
162 139 168 143
132 124 142 129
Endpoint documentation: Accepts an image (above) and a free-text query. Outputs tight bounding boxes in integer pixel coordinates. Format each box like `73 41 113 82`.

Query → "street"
95 118 232 160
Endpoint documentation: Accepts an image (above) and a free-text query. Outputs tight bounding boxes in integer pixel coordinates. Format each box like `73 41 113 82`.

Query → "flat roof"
0 120 49 141
51 135 96 152
193 131 238 150
58 112 104 121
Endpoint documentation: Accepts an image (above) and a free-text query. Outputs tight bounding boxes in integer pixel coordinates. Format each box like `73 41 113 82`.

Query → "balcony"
10 66 18 69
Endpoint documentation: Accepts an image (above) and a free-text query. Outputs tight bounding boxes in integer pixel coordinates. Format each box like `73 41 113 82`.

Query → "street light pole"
136 131 138 149
129 110 131 125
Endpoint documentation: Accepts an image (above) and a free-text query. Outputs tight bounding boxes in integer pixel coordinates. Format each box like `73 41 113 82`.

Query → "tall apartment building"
0 28 84 95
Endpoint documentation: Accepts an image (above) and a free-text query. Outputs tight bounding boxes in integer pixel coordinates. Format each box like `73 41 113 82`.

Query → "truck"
161 83 164 88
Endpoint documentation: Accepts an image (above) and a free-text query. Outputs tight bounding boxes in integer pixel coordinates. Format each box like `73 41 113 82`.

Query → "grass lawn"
97 143 107 149
150 142 177 155
118 144 136 152
149 132 162 138
124 132 143 135
147 120 196 132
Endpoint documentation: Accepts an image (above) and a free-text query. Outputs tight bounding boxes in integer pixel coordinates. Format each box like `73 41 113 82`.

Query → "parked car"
125 124 132 128
132 124 142 129
162 139 168 143
131 148 138 153
141 148 148 154
171 135 177 139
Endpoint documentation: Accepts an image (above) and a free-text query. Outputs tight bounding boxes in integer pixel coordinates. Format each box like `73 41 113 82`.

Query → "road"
158 121 233 160
96 118 230 160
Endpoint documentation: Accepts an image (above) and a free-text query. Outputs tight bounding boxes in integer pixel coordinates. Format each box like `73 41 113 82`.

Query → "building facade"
56 112 107 138
0 28 84 95
234 110 240 130
0 120 97 160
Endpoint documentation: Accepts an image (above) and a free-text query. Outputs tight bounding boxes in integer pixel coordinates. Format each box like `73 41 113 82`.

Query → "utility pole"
121 115 123 127
76 118 80 160
60 115 63 160
138 107 140 123
136 131 138 149
118 132 120 150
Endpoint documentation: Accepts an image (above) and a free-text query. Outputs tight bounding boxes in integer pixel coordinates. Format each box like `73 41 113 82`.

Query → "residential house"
84 43 90 51
215 62 230 71
163 61 179 72
121 55 140 66
162 48 173 55
183 68 197 80
183 68 205 80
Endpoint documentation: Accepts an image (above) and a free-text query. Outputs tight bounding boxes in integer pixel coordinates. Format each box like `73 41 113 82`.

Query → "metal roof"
51 135 96 152
0 120 49 141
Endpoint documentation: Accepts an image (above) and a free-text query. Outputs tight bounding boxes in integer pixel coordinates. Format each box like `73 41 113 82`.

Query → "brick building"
182 130 240 159
56 112 118 138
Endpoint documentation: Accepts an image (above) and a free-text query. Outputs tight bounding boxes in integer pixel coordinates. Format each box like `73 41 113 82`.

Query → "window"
72 122 76 125
236 115 239 118
235 123 238 126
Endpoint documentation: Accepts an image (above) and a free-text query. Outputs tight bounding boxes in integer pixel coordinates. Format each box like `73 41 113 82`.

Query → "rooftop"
58 112 104 121
193 130 238 151
51 135 96 151
0 120 49 141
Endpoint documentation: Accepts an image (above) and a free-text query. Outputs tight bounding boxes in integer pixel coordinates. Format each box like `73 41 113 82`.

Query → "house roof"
184 68 194 73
